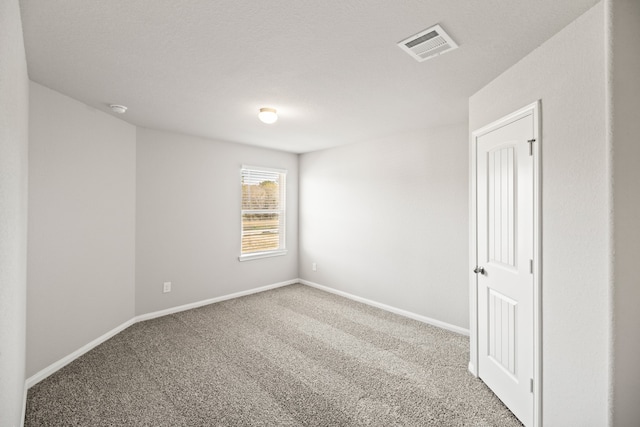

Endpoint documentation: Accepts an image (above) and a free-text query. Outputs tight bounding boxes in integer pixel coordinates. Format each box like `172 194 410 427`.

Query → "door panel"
488 288 517 377
477 114 534 426
488 146 516 268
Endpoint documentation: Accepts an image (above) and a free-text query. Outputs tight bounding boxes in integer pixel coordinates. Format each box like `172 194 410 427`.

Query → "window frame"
238 165 287 262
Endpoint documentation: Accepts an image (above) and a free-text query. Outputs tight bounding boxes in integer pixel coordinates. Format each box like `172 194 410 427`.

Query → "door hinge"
529 259 533 274
527 139 536 156
530 378 534 393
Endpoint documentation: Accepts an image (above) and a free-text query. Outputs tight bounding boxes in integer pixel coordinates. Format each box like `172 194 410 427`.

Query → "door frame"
469 101 542 426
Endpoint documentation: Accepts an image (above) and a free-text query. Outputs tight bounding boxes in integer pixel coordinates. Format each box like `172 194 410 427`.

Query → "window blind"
240 166 286 257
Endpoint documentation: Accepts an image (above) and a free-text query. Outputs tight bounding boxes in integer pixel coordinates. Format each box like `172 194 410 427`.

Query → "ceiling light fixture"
110 104 128 114
258 107 277 124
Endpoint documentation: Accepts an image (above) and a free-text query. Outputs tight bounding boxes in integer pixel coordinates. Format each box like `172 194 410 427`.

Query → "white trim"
472 102 539 138
469 101 542 427
468 361 477 376
532 101 543 427
238 249 288 262
25 279 297 389
21 381 27 427
299 279 470 336
24 277 474 392
25 318 136 389
135 279 297 322
468 114 479 378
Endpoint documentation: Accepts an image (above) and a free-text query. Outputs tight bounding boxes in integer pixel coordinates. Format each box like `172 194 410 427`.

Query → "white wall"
609 0 640 425
27 82 136 378
470 3 608 425
298 124 469 330
135 128 298 315
0 0 29 425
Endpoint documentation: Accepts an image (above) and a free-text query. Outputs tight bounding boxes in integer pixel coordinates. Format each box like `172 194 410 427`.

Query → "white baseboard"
21 380 27 427
298 279 470 336
25 278 468 391
25 317 136 389
25 279 297 389
135 279 298 322
468 361 477 377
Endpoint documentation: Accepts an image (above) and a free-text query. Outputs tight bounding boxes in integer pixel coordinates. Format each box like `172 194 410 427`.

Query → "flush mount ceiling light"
109 104 127 114
258 107 277 124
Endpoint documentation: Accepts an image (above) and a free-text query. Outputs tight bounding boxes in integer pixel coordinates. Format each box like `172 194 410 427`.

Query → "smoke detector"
398 24 458 62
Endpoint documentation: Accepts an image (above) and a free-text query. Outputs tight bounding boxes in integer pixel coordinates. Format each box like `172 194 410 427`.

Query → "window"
239 166 287 261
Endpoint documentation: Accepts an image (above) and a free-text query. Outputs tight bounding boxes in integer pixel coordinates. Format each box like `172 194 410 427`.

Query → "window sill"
238 250 288 262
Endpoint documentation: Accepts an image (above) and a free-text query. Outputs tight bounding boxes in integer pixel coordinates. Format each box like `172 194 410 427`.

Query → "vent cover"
398 24 458 62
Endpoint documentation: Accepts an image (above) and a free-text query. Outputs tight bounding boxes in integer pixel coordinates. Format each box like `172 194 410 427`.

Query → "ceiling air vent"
398 24 458 62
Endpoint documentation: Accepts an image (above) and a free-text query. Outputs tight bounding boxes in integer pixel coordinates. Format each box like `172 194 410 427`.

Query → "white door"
476 113 535 426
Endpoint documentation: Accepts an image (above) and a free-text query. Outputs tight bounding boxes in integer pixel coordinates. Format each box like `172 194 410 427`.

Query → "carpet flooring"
25 284 522 426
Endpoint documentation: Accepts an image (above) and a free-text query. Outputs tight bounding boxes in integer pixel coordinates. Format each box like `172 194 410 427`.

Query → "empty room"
1 0 638 426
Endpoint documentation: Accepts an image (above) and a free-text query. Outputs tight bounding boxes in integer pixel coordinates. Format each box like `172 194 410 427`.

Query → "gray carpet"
25 284 522 426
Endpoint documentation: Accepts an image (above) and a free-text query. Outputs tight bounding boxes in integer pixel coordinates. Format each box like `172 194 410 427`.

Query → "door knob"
474 266 486 275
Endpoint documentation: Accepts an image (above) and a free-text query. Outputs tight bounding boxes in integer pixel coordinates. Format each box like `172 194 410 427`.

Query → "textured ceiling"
20 0 598 153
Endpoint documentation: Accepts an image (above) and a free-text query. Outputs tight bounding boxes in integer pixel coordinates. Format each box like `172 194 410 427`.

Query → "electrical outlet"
163 282 171 293
312 262 317 272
